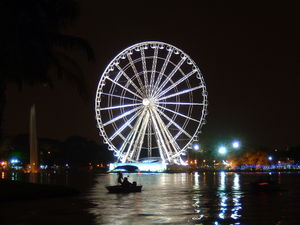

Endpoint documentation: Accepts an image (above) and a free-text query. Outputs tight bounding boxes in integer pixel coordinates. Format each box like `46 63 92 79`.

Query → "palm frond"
51 34 95 61
51 51 90 102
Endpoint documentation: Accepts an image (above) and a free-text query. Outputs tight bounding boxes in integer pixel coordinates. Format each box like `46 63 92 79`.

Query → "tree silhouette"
0 0 94 138
229 150 269 169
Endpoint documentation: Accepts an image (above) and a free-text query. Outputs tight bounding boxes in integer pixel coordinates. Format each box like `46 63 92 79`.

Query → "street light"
218 146 227 155
192 143 200 151
268 156 273 161
232 140 240 149
10 158 20 164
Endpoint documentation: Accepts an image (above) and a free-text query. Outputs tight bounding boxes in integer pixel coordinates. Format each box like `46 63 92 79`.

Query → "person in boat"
117 171 123 185
121 177 132 187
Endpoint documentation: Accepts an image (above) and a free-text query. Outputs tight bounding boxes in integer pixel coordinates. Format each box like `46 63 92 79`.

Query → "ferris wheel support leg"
123 109 146 162
149 111 167 162
128 111 149 159
117 110 145 162
147 120 152 158
150 109 172 163
152 109 174 155
152 109 181 163
130 111 150 160
153 131 167 164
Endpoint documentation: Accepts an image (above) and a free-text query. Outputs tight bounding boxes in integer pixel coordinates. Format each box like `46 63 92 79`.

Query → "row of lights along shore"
192 140 241 154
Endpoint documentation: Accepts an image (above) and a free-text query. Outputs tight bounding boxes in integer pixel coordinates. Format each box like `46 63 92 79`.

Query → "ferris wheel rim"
95 41 208 164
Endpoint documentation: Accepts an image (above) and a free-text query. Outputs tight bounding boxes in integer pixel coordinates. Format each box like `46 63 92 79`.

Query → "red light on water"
258 182 269 186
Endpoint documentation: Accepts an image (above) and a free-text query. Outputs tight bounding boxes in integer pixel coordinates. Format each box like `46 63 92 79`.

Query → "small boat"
106 185 143 193
245 180 283 192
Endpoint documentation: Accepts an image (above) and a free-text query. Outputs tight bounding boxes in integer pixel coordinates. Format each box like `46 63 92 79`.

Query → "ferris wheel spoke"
109 108 143 141
98 103 141 111
153 56 186 96
127 54 145 94
149 47 158 94
101 92 141 102
151 50 172 96
157 104 200 123
103 106 141 127
151 109 181 155
164 109 191 140
152 130 166 162
106 77 143 99
158 102 204 106
140 48 149 88
157 85 205 101
155 70 197 99
155 107 192 139
115 65 144 97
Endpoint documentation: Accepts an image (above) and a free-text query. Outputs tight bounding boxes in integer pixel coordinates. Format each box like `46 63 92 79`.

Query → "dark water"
1 171 300 225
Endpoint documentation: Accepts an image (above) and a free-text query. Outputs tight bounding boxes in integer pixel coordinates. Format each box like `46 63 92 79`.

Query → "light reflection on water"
3 171 300 224
85 172 245 225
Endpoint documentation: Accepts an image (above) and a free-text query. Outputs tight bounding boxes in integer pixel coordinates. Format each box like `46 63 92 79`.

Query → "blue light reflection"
216 172 242 224
191 172 243 224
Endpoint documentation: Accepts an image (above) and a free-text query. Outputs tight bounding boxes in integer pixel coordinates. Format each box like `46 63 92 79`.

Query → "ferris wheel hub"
142 98 151 106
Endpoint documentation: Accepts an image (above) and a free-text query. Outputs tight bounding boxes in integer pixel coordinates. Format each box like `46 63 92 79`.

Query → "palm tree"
0 0 95 138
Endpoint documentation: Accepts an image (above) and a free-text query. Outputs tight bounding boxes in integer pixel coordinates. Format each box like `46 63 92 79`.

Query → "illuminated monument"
95 41 208 170
29 104 38 172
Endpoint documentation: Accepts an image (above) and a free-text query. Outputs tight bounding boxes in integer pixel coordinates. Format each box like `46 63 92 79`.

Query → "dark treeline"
0 135 113 167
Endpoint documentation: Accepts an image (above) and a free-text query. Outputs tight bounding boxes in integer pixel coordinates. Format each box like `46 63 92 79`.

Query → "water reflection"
83 172 245 225
190 172 243 224
0 171 78 188
232 174 242 221
88 173 194 224
0 171 245 224
233 173 240 190
2 171 300 224
216 172 242 224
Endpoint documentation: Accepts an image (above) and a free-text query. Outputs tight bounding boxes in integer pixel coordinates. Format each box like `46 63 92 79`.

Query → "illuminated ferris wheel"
95 41 208 165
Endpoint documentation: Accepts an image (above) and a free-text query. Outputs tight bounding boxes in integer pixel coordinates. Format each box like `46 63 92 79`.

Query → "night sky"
3 1 300 149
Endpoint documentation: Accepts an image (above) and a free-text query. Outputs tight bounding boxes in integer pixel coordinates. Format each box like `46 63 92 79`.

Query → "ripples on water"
86 172 243 225
3 171 300 225
84 172 300 225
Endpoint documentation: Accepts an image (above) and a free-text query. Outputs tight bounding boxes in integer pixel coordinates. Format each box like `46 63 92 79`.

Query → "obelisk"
29 104 38 172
